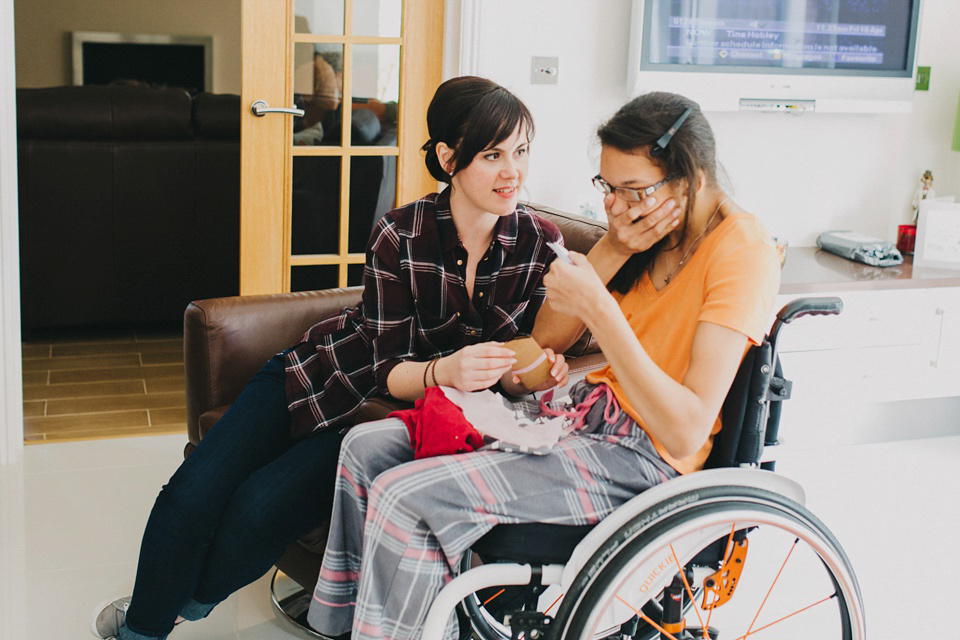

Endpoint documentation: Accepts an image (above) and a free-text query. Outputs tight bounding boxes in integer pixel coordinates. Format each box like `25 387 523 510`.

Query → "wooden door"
239 0 443 294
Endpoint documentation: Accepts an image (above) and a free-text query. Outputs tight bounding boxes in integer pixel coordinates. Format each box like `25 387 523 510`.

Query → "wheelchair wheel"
457 548 697 640
551 485 865 640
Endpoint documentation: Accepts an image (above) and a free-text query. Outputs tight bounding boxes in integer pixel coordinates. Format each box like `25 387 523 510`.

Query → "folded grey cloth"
817 230 903 267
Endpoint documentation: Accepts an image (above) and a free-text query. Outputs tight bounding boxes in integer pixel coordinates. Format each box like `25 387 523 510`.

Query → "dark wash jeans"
121 355 346 640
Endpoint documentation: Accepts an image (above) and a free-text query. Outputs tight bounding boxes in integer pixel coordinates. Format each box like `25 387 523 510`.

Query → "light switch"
531 56 559 85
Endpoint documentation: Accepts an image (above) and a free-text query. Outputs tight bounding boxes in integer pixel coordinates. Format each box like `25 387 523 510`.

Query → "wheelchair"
420 296 866 640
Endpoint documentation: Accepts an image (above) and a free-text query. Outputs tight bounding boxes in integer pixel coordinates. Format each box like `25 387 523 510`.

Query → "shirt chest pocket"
415 307 461 349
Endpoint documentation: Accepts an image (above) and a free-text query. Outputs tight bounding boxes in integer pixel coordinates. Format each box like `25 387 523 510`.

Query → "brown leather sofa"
17 83 407 329
17 84 242 332
183 204 609 593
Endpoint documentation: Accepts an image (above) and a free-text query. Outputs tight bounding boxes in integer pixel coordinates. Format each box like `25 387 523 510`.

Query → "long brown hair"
599 93 718 294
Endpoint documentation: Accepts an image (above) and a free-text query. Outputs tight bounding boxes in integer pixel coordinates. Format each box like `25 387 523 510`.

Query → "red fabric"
388 387 485 459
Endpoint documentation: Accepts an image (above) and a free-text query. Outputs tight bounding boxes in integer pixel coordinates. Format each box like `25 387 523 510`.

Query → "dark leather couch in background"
183 204 609 592
17 84 242 333
17 83 404 330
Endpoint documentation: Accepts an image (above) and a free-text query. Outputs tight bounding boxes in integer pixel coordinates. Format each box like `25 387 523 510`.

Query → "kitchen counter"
779 247 960 294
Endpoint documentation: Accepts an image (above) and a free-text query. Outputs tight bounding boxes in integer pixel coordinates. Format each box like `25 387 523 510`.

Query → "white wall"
1 0 23 465
451 0 960 247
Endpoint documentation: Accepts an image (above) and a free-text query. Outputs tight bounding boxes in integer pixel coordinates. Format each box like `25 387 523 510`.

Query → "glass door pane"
292 43 344 146
291 156 341 255
348 155 395 252
294 0 345 35
291 265 340 291
351 43 400 147
353 0 402 37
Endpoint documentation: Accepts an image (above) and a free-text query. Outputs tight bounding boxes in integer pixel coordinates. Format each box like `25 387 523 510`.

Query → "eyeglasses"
591 174 673 203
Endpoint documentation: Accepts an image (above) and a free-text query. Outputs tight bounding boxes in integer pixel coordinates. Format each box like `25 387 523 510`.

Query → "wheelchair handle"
776 296 843 324
768 296 843 355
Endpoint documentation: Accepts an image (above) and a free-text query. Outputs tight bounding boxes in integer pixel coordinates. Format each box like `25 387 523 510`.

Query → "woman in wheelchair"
90 76 577 640
306 92 798 640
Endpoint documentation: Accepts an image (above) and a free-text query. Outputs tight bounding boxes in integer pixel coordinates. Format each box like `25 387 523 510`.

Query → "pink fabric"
388 387 485 459
538 383 621 434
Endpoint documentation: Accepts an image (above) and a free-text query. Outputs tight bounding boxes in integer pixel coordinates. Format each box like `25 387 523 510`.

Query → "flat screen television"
72 32 213 95
628 0 922 113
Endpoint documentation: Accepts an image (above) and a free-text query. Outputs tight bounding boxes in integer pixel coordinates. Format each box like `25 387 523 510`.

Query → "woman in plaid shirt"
91 76 570 640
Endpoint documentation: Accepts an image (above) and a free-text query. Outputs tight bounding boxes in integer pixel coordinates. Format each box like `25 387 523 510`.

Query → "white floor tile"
24 460 174 573
3 434 303 640
3 431 958 639
777 435 960 635
22 434 186 476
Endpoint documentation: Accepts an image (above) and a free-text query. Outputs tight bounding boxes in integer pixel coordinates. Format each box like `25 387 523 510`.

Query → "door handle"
251 100 305 117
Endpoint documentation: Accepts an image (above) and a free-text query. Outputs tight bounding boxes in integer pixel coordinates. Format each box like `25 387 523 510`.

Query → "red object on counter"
897 224 916 254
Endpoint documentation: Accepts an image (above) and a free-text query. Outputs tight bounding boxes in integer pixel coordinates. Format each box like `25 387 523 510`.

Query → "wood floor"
21 330 186 443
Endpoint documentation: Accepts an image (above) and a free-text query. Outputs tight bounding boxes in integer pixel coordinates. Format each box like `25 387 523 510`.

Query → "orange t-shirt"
586 213 781 474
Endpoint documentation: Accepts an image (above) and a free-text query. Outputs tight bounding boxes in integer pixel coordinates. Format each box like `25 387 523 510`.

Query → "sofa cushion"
351 107 382 144
528 203 607 254
193 93 241 140
17 84 193 141
199 406 230 440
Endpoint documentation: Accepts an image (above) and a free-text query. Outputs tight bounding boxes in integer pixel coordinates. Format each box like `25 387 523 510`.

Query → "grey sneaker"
90 596 131 639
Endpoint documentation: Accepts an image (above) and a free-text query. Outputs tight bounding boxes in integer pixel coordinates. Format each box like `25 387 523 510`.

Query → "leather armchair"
182 205 609 592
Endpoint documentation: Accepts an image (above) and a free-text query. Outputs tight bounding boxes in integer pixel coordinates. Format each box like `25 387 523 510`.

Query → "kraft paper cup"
506 336 553 389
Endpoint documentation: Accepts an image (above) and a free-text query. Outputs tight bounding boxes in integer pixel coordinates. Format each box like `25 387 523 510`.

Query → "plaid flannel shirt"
283 189 562 438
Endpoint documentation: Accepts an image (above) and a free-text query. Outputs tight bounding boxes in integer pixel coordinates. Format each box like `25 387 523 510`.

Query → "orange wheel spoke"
745 537 798 635
544 592 564 616
669 542 707 632
616 595 682 640
736 593 838 639
482 588 505 606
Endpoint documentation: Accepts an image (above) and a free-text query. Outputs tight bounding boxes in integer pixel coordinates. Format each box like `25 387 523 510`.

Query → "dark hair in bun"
422 76 534 183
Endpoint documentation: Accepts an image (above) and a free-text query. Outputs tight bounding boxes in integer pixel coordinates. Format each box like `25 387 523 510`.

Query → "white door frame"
1 0 24 465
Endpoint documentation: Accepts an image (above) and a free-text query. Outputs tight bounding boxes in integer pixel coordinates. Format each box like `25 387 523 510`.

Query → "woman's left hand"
603 193 681 256
510 348 569 391
542 252 612 323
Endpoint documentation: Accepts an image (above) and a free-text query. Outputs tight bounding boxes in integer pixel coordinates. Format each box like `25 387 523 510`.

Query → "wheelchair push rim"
552 486 865 640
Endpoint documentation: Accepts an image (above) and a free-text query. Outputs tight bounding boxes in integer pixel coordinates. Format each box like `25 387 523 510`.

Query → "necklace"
662 197 728 285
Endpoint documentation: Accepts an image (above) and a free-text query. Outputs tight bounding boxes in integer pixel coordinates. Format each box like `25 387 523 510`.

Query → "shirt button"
478 291 484 298
457 259 463 266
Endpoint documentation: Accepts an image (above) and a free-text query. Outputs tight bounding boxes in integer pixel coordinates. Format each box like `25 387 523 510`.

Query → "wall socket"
531 56 559 84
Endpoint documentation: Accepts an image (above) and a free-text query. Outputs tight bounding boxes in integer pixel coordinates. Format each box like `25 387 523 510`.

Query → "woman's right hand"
603 192 681 255
435 342 517 392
